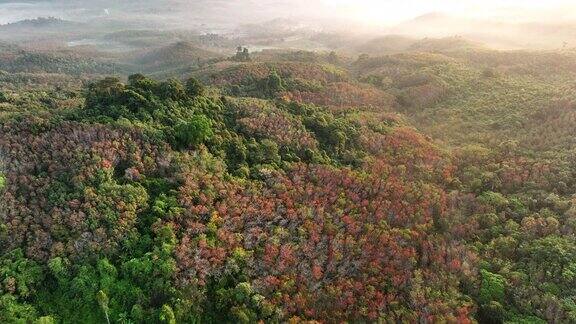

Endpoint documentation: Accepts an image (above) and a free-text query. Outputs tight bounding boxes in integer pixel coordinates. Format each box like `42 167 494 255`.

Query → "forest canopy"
2 5 576 322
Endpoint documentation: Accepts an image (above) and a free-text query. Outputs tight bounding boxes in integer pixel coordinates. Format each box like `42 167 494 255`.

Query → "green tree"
479 270 506 305
266 71 284 95
259 139 280 164
127 73 157 92
0 173 6 190
160 305 176 324
0 249 43 298
97 290 110 324
159 79 186 101
174 115 214 149
186 78 205 97
0 91 10 103
36 316 56 324
0 295 37 323
479 301 505 324
523 236 576 283
478 191 509 212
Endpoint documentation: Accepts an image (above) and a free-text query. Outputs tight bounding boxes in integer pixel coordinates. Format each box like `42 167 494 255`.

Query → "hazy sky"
327 0 573 22
1 0 575 26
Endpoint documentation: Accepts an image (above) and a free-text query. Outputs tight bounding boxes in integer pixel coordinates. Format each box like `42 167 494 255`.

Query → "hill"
0 44 116 75
356 35 483 56
408 36 484 52
0 17 80 30
356 35 418 55
130 41 223 73
3 34 576 323
0 72 473 323
192 60 396 111
0 17 87 42
389 12 576 50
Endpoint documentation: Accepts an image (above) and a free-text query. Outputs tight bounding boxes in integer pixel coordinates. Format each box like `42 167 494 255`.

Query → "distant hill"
389 12 467 37
0 17 79 29
0 17 88 43
388 12 576 50
0 43 116 75
132 41 223 72
356 35 418 55
356 35 482 56
408 36 484 52
102 30 192 49
0 42 20 53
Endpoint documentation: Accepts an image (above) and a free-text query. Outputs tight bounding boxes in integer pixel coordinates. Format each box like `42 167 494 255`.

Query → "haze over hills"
3 0 576 50
386 12 576 49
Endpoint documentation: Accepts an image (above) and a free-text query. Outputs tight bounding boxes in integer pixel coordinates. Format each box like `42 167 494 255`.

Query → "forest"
2 2 576 323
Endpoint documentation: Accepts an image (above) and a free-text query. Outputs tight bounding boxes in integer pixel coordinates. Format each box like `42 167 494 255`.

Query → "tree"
259 139 280 164
234 47 250 61
36 316 56 324
159 79 186 101
0 295 37 323
85 77 125 109
478 301 505 324
128 73 158 92
327 51 339 64
97 290 110 324
186 78 205 97
265 71 284 97
160 305 176 324
479 270 506 305
523 236 576 283
0 249 43 299
174 115 214 148
0 91 10 103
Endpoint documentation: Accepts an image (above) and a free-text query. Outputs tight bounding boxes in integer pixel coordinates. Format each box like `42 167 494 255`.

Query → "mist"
2 0 576 49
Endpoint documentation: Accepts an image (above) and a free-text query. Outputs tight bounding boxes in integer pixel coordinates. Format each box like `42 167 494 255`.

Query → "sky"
1 0 575 27
320 0 576 24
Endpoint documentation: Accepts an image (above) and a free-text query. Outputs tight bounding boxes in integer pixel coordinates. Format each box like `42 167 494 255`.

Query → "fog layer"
2 0 576 49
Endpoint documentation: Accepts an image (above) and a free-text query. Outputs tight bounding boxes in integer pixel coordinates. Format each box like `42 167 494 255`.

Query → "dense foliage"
2 40 576 323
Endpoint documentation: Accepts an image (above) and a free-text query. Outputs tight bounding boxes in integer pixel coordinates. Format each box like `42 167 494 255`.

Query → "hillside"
408 36 484 52
0 70 474 322
130 41 223 73
2 29 576 323
388 12 576 50
356 35 418 55
0 43 116 75
0 17 88 43
355 35 483 56
0 17 80 30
